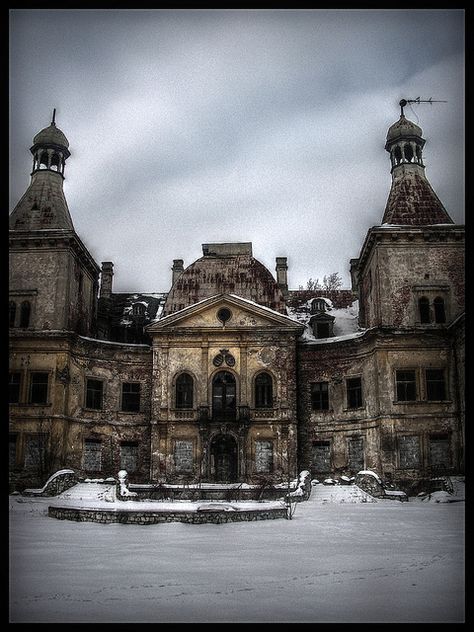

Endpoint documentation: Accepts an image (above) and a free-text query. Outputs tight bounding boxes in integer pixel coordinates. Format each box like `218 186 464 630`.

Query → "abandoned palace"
9 108 465 493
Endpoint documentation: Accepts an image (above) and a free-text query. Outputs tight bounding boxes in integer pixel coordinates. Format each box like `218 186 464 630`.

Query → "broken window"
174 440 193 472
425 369 446 401
83 440 102 471
255 372 273 408
398 435 421 469
255 440 273 473
310 382 329 411
176 373 194 409
433 297 446 324
9 372 21 404
395 370 417 401
29 372 49 404
20 301 31 328
120 442 138 472
312 441 331 474
122 382 141 412
418 297 430 323
86 379 103 410
346 377 363 409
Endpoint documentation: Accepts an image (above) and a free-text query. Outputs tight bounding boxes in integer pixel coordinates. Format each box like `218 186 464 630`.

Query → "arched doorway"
212 371 236 421
210 434 238 482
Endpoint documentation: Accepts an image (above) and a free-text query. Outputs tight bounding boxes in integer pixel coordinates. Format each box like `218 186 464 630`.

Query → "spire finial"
51 108 56 126
399 99 407 117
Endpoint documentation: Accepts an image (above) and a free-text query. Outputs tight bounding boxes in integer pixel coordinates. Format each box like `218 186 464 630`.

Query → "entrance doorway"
210 434 238 482
212 371 236 421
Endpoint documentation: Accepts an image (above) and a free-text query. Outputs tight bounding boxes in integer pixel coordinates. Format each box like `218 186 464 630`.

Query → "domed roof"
32 123 69 149
162 245 286 316
386 115 423 144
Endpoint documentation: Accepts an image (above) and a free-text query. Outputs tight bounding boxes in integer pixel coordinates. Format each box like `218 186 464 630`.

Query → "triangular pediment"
146 293 304 333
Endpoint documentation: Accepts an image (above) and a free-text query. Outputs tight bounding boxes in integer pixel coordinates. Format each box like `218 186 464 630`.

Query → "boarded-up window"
398 435 421 469
9 435 17 468
255 440 273 473
348 437 364 473
312 441 331 474
429 435 450 472
84 440 102 471
120 442 138 472
24 434 47 468
174 440 194 472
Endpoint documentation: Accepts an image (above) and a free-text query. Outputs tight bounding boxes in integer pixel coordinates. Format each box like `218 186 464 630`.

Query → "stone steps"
310 483 377 504
57 483 115 501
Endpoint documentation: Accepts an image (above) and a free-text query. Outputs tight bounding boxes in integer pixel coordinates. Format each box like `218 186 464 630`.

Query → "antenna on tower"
399 98 447 116
51 108 56 125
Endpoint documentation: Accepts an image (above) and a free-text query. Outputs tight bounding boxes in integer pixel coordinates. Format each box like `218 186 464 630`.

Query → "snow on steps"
310 483 377 504
57 482 115 502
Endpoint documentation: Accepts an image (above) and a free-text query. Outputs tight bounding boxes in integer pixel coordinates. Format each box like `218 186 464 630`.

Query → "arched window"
132 303 145 317
433 297 446 324
19 301 31 328
404 143 414 162
255 372 273 408
419 297 430 324
394 146 402 165
176 373 194 409
9 301 16 327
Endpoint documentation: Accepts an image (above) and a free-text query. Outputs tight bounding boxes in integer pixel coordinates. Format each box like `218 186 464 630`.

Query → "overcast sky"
9 9 464 293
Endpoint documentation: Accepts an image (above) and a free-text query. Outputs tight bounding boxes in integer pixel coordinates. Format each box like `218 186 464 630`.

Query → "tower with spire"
351 107 464 330
9 112 100 334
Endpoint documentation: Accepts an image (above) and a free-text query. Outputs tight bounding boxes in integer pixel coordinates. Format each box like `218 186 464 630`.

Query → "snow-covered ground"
9 490 464 623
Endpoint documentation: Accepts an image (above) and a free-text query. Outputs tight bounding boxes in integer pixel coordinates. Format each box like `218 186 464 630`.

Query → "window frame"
9 372 21 404
119 441 139 472
175 372 194 410
28 371 50 405
395 369 417 402
121 382 141 413
254 372 274 409
425 368 447 401
310 381 329 411
85 377 104 410
346 376 363 410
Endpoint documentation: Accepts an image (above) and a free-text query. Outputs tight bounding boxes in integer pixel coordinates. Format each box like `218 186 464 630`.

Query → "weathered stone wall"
48 505 288 524
297 329 461 484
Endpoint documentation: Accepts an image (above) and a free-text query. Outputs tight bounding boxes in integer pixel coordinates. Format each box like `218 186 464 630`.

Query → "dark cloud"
10 9 464 292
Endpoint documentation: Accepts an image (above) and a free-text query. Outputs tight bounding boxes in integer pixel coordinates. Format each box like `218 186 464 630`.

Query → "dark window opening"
347 377 363 409
212 371 236 421
20 301 31 328
433 297 446 324
255 373 273 408
311 382 329 411
419 297 430 323
9 301 16 327
9 372 21 404
86 379 103 410
394 146 402 164
426 369 446 401
404 143 414 162
122 383 141 412
176 373 194 409
29 372 49 404
396 370 417 401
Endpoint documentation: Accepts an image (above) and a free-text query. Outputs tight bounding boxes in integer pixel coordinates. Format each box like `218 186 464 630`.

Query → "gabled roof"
146 293 304 333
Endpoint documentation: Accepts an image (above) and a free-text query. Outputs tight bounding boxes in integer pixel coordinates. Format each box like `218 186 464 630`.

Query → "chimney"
172 259 184 285
275 257 288 297
100 262 114 299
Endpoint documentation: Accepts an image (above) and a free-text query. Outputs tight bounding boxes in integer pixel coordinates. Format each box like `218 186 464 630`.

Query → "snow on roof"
287 298 364 344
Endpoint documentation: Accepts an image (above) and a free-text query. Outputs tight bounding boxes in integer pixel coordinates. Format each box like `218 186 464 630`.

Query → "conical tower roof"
382 112 454 226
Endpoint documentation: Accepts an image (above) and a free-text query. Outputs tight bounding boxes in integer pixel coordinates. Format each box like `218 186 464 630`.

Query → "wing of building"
9 109 464 493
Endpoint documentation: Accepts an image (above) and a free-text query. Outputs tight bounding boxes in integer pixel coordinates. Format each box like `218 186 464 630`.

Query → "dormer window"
310 299 327 314
309 311 335 339
132 303 146 317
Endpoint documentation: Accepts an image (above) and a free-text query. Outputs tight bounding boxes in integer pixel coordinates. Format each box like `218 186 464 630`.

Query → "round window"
217 307 232 324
